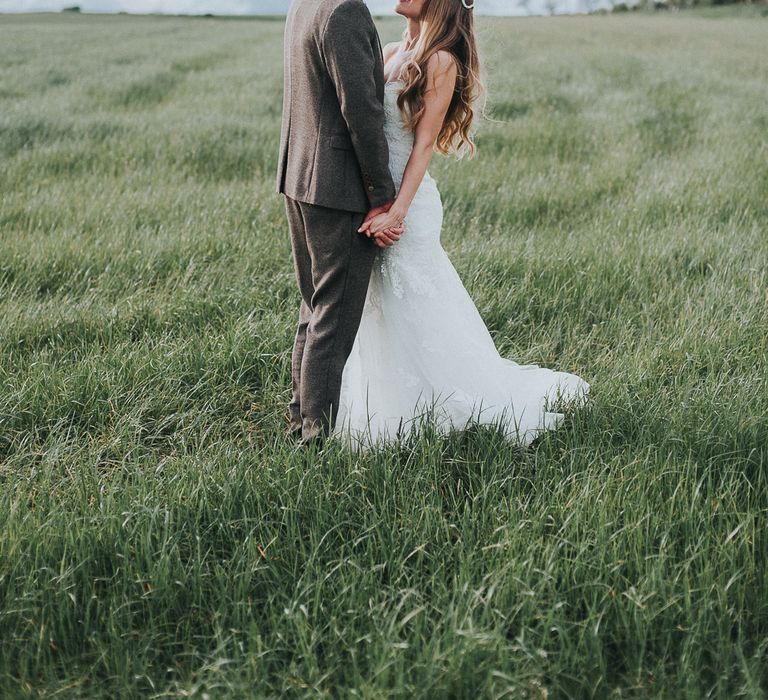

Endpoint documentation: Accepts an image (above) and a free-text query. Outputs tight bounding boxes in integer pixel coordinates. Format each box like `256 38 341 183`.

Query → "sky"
0 0 611 16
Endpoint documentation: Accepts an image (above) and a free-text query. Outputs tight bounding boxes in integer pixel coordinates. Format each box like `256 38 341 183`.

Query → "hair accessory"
461 0 475 7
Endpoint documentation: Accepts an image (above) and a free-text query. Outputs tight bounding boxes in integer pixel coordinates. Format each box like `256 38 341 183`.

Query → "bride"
333 0 590 449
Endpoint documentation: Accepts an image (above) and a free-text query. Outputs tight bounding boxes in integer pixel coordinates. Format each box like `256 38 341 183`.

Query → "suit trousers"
284 196 376 440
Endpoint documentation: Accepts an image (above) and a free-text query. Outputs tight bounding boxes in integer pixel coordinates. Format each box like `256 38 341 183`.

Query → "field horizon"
1 9 767 699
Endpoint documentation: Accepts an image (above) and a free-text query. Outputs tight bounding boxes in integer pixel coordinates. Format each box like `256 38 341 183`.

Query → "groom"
276 0 403 444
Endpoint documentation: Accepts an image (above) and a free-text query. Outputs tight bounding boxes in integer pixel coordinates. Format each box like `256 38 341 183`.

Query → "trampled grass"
0 9 767 698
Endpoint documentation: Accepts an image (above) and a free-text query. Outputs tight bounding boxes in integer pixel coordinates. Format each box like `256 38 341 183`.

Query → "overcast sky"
0 0 610 16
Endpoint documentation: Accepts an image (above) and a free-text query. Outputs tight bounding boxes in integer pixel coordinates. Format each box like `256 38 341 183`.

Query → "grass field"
1 8 767 698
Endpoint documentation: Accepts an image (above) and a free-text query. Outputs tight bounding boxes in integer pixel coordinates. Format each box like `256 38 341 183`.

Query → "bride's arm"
359 51 459 236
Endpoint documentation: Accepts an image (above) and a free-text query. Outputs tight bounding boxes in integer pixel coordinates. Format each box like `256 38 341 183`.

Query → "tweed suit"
276 0 396 440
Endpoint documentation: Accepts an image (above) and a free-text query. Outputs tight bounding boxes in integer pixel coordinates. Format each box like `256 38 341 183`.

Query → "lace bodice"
384 81 415 188
376 78 441 287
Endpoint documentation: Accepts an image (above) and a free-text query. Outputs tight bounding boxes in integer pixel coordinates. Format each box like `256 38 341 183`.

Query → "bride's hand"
358 207 406 236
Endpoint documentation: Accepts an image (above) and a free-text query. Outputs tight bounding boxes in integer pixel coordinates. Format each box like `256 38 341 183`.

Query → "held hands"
358 202 407 249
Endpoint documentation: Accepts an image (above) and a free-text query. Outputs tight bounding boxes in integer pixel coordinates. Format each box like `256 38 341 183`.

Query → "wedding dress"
333 79 590 449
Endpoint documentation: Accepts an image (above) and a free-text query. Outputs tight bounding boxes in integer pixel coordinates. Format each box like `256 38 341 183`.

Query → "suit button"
368 185 374 192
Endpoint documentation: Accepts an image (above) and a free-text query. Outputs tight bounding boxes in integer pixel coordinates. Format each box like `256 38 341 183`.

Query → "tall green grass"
0 10 766 698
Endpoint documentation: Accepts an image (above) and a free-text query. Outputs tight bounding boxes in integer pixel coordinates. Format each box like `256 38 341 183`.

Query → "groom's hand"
372 227 402 248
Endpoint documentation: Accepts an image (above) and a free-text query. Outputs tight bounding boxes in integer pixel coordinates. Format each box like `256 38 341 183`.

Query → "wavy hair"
396 0 483 158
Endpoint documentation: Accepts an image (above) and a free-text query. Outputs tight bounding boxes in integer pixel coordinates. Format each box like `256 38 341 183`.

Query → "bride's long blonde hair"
397 0 483 158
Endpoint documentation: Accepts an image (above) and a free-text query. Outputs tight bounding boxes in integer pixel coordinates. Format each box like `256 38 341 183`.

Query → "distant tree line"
516 0 764 14
607 0 767 10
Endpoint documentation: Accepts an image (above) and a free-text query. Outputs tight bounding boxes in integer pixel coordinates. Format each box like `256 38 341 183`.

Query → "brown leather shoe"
284 425 302 441
298 425 327 448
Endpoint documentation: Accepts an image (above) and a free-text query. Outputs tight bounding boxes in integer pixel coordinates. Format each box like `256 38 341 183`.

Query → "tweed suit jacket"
276 0 396 213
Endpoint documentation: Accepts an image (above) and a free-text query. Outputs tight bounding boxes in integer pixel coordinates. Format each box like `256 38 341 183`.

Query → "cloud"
0 0 273 12
0 0 605 14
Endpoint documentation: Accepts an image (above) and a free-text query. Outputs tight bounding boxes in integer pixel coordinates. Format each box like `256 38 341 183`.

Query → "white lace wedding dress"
334 79 590 449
